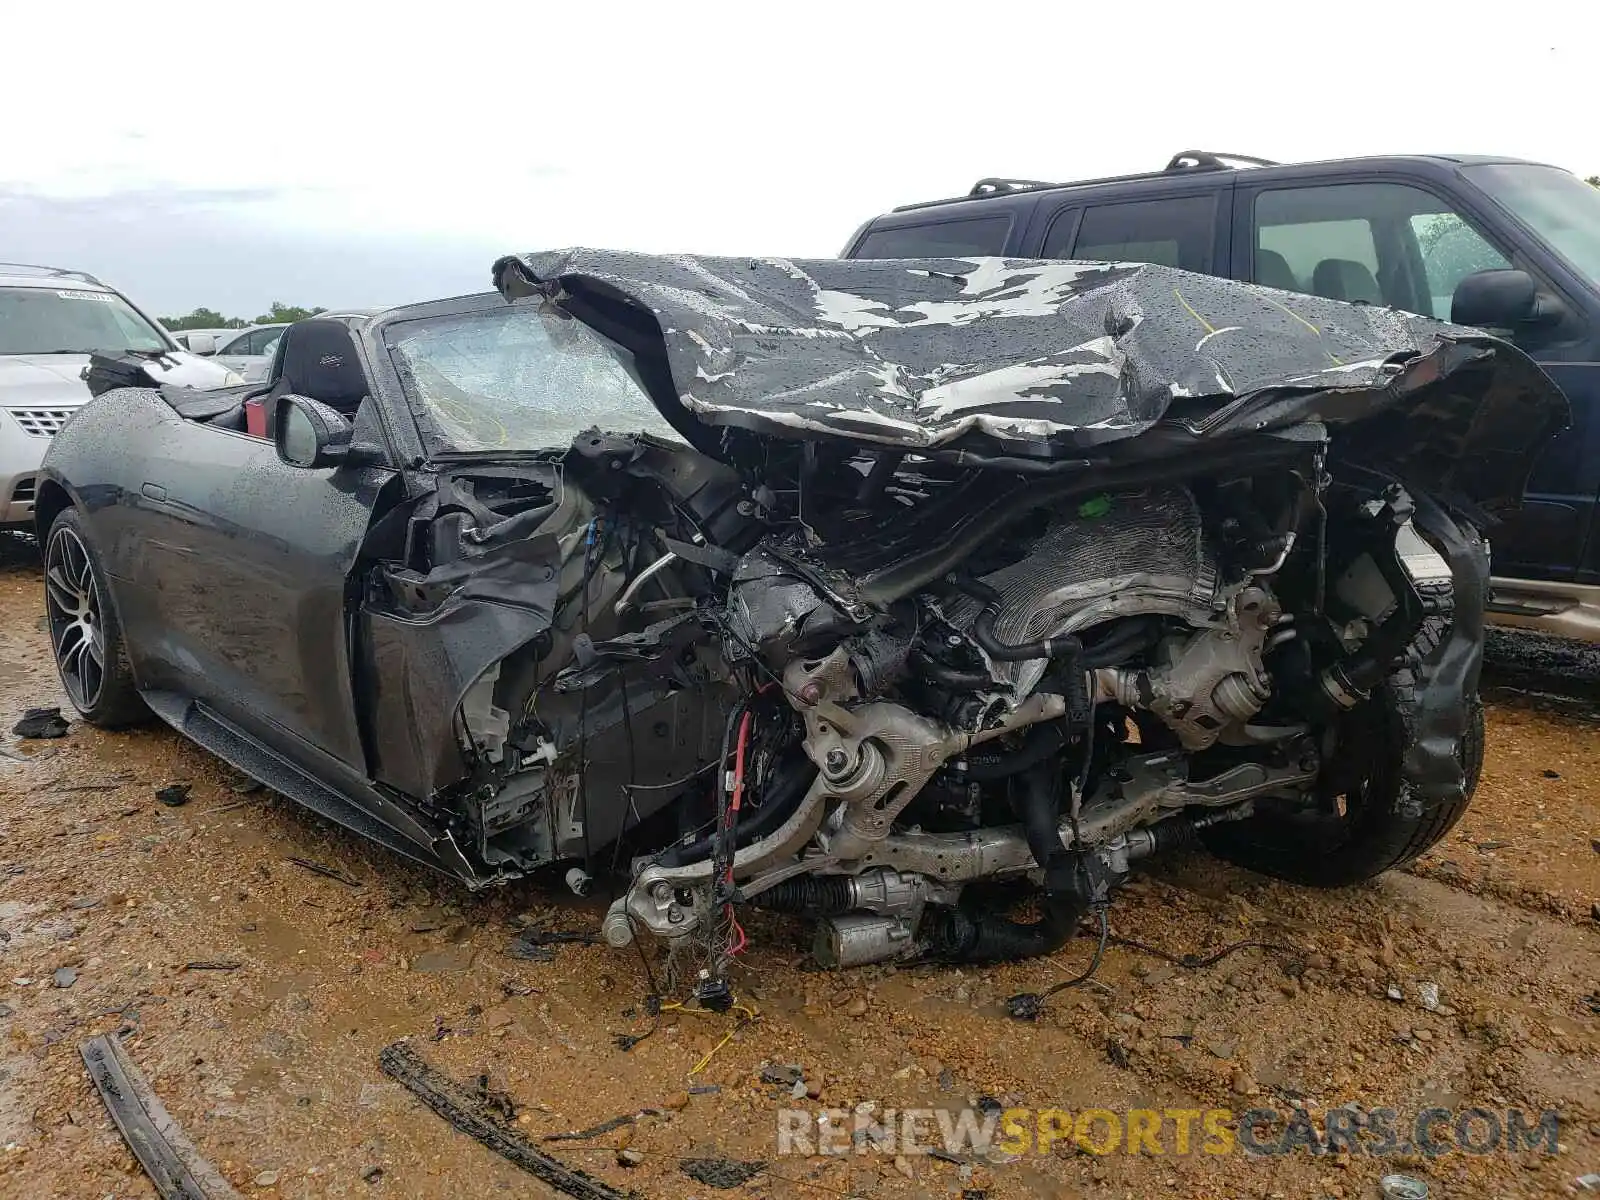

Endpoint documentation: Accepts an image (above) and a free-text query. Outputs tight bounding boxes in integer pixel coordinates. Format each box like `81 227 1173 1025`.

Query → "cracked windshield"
386 302 677 453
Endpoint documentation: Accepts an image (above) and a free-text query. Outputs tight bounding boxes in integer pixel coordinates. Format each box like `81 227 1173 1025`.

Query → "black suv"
843 152 1600 643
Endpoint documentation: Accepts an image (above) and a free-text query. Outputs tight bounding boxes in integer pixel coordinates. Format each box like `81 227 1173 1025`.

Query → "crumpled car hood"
492 249 1569 512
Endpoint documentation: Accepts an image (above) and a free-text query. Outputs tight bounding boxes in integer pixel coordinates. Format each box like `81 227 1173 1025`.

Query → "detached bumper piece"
80 1033 243 1200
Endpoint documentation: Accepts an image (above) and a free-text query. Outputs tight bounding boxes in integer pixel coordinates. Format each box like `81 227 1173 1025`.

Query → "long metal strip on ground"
79 1034 243 1200
379 1041 642 1200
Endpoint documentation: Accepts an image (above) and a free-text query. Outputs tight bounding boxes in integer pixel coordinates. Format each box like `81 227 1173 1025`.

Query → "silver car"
1 263 241 531
210 323 289 382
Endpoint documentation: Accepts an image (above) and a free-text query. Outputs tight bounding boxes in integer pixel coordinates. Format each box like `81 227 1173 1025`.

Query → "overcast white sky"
2 1 1592 316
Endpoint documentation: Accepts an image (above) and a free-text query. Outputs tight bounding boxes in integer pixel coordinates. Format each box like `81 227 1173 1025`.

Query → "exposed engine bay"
403 430 1459 989
351 250 1567 1003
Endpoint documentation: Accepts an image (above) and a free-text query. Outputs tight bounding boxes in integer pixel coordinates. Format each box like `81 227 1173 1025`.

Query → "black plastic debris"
81 1033 242 1199
505 933 556 963
13 707 69 739
506 927 600 963
154 784 191 808
679 1158 766 1189
286 856 362 887
380 1041 640 1200
473 1073 517 1123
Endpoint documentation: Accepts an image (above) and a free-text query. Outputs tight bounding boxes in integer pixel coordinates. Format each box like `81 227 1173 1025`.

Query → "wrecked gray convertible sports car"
37 251 1567 1001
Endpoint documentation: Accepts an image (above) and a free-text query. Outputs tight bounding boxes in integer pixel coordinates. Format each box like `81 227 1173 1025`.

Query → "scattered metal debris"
1574 1173 1600 1191
13 706 69 739
1380 1174 1429 1199
544 1110 663 1142
507 927 600 961
154 784 191 808
80 1033 243 1198
287 856 362 888
679 1157 766 1189
379 1041 640 1200
1417 981 1440 1011
183 961 242 972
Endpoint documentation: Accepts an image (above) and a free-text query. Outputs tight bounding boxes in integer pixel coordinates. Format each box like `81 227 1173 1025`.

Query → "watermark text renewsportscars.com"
775 1104 1562 1158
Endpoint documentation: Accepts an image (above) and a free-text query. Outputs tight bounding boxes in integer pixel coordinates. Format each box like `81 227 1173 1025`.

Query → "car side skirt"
140 689 499 888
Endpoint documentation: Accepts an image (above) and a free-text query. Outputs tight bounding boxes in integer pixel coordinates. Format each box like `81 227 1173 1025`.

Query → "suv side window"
1252 183 1509 319
220 330 254 355
853 215 1012 259
1056 195 1215 272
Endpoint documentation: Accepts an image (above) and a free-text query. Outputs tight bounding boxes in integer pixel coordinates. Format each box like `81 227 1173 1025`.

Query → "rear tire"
1201 687 1484 887
43 508 146 728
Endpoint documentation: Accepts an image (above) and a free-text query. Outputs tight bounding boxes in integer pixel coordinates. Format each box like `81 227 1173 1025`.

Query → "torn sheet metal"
492 250 1568 514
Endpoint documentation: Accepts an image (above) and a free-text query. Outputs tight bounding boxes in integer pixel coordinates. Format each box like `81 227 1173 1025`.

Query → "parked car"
210 323 288 382
843 152 1600 642
33 251 1565 994
169 327 238 354
1 263 242 532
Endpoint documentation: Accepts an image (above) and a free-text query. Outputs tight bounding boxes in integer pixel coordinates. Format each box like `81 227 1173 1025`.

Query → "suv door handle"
141 483 167 502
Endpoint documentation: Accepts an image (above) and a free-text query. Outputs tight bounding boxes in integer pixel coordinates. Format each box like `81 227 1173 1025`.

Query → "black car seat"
264 318 370 418
1311 258 1383 305
1253 249 1300 292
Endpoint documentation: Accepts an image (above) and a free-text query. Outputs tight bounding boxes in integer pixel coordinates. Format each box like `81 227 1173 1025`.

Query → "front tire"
1201 687 1484 887
43 508 146 728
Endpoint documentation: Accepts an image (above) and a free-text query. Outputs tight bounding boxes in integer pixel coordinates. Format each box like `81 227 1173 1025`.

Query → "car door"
1228 173 1596 583
114 403 395 773
211 328 256 375
1026 184 1233 279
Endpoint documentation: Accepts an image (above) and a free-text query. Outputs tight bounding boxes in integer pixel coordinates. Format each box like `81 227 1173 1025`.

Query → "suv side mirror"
275 395 353 468
1450 269 1557 330
184 332 217 356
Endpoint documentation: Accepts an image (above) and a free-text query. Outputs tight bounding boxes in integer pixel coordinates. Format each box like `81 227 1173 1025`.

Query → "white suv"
1 263 242 531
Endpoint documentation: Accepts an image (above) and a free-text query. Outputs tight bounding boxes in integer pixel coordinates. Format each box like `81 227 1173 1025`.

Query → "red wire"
730 710 753 819
723 708 755 957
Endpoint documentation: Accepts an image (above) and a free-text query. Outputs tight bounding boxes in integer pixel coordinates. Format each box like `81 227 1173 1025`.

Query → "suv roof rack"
1163 149 1279 171
898 150 1286 213
968 176 1057 197
0 261 108 288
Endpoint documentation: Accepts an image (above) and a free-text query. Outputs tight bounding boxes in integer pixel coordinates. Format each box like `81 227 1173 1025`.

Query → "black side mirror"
275 394 353 468
1451 269 1545 329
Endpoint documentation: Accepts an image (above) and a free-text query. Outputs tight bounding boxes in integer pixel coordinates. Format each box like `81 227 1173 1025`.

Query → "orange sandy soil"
1 536 1595 1199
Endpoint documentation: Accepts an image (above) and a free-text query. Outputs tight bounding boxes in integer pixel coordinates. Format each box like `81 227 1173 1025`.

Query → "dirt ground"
1 532 1595 1200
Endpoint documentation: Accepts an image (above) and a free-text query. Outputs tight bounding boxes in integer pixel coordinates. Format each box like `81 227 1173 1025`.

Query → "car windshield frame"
0 285 172 356
1461 162 1600 292
375 295 678 459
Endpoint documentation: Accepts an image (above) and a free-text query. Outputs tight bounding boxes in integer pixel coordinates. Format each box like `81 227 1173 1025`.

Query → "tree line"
160 302 327 331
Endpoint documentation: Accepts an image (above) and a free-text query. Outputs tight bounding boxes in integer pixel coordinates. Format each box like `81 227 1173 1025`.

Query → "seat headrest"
1254 249 1299 292
1311 258 1382 305
274 318 367 407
